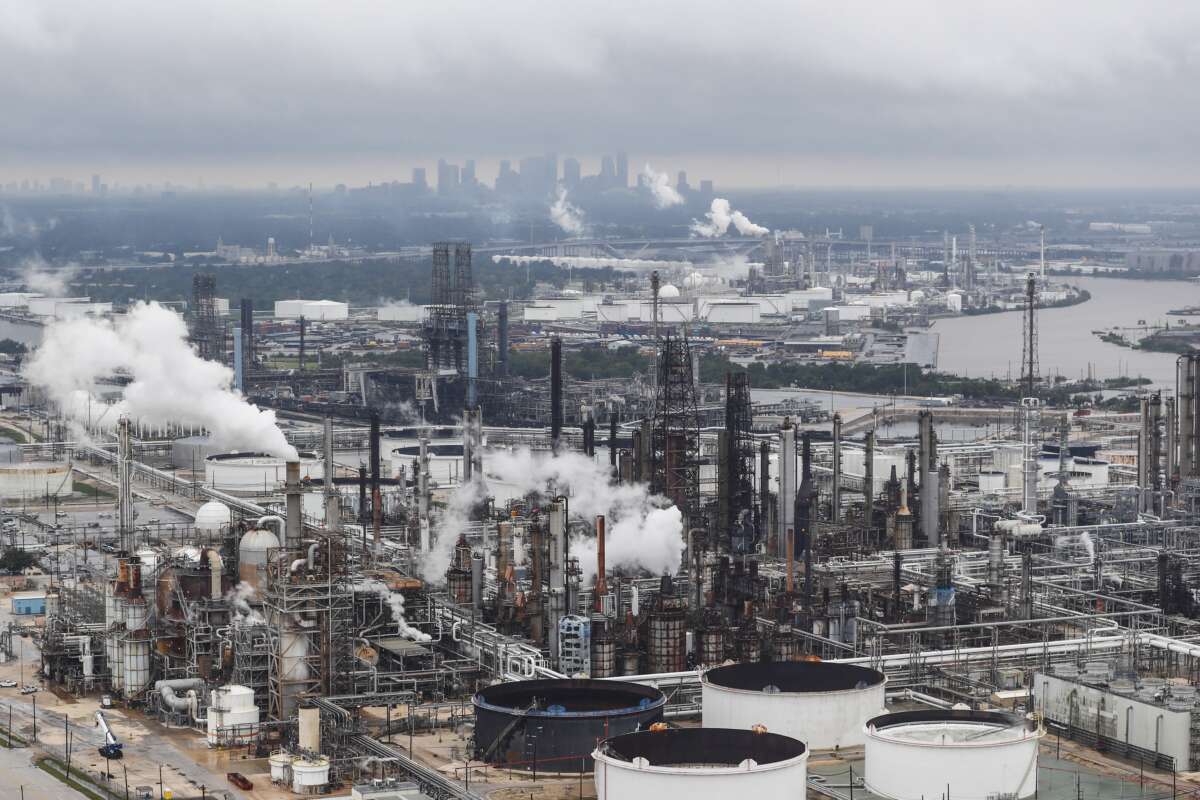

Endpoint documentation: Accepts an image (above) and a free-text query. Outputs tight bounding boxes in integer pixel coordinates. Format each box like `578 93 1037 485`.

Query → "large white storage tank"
274 299 308 318
207 684 261 746
593 727 807 800
703 661 885 750
204 452 322 494
864 710 1042 800
301 300 348 321
706 302 761 324
0 461 73 499
291 755 330 795
377 303 428 323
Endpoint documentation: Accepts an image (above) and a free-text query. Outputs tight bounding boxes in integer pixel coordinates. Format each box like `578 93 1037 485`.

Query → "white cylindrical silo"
298 705 320 752
207 684 261 746
702 661 886 750
269 751 295 783
237 527 280 592
593 728 807 800
291 756 330 795
123 598 150 697
864 710 1043 800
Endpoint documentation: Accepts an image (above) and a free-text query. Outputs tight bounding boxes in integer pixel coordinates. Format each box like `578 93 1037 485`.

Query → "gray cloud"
2 0 1199 186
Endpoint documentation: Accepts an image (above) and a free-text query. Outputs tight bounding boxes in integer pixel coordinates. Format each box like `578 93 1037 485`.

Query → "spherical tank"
593 727 808 800
193 500 232 533
474 679 665 771
864 710 1043 800
702 661 886 750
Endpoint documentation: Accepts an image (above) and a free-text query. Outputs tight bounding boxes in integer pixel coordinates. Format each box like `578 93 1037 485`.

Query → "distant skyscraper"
462 159 476 187
437 159 460 195
412 167 427 190
616 152 629 188
677 171 689 193
700 179 713 195
600 155 616 186
91 174 101 194
563 157 581 188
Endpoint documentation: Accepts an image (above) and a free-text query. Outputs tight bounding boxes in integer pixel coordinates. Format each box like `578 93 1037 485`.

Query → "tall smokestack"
298 315 306 371
240 298 254 367
831 413 843 522
285 460 303 548
594 515 607 612
551 337 563 450
323 417 340 531
609 413 619 471
497 301 509 378
369 413 382 550
798 433 814 607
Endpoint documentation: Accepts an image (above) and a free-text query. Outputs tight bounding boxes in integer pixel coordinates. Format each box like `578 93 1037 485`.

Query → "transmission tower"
653 333 700 526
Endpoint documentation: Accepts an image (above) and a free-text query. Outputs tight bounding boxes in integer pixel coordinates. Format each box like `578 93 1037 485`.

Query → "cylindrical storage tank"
0 461 73 499
237 527 280 592
703 661 886 750
593 727 807 799
204 453 322 495
207 685 261 746
171 436 223 470
291 756 330 795
298 705 320 753
864 710 1043 800
473 679 665 771
268 752 295 783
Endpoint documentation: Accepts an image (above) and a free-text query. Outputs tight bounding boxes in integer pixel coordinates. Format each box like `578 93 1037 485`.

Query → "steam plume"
691 197 768 237
486 448 684 581
20 256 77 296
549 186 585 235
355 579 431 642
24 301 297 458
641 164 683 208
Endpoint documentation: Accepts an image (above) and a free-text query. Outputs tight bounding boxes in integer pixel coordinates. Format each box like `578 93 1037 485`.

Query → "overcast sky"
4 1 1200 188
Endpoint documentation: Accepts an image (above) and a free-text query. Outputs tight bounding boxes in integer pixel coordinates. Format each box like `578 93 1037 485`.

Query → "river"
931 276 1198 389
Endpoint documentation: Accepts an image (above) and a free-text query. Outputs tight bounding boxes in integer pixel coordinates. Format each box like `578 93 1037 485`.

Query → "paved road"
0 744 90 800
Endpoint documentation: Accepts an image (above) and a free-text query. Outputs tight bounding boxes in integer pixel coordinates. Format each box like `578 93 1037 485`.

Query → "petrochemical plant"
3 240 1200 800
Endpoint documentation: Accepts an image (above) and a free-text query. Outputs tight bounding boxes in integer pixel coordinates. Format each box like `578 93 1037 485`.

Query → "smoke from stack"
690 198 769 238
549 186 585 235
24 301 297 459
641 164 684 208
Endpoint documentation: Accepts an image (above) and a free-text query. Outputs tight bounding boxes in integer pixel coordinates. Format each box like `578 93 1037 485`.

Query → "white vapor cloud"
641 163 683 208
691 197 767 237
20 257 77 296
549 186 585 235
24 301 298 458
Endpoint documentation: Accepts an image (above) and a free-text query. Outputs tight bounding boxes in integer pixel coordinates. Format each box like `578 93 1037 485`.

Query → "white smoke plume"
731 209 769 236
641 164 683 209
691 197 769 237
485 448 684 582
549 186 585 235
355 579 432 642
421 476 485 584
20 257 78 296
707 254 764 282
24 301 298 458
225 581 266 626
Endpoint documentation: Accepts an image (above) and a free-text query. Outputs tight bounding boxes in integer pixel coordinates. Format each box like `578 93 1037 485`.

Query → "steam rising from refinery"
421 447 685 585
24 301 297 459
642 164 684 208
549 186 585 235
691 197 769 237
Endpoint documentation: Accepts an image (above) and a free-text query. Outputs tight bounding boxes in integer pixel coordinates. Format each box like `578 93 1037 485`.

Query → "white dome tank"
702 661 885 750
594 727 807 800
194 500 232 533
657 283 680 299
864 710 1043 800
207 684 260 746
238 527 280 591
291 756 330 794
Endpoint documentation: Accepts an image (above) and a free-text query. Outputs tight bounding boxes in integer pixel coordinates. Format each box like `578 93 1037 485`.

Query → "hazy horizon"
6 1 1200 189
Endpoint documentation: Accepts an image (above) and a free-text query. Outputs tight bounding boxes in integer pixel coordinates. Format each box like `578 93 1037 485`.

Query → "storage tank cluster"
702 660 886 750
593 727 808 800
